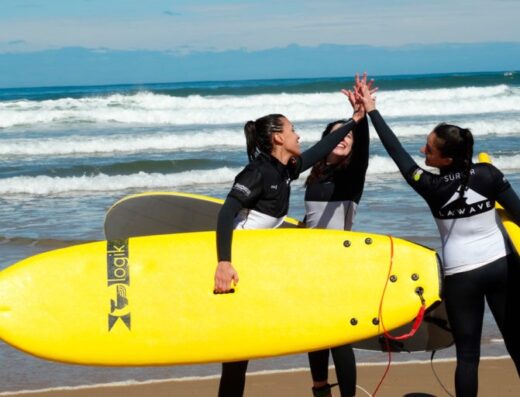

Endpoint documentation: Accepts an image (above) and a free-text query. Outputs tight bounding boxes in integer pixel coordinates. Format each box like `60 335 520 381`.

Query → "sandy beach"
2 357 518 397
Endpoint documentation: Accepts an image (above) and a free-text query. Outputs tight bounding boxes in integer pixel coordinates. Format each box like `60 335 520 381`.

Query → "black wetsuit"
368 109 520 397
305 117 369 230
304 117 369 397
216 118 357 397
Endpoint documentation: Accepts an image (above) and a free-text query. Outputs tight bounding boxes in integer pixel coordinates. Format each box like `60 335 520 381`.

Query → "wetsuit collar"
259 152 289 173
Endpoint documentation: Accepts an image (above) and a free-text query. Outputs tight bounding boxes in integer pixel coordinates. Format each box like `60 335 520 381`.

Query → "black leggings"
444 254 520 397
218 360 248 397
308 344 356 397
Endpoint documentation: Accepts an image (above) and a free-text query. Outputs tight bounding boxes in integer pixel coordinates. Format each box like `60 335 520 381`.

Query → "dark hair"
305 119 350 186
244 114 286 162
433 123 474 195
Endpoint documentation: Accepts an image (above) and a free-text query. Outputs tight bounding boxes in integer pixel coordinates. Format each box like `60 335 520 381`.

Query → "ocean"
1 71 519 392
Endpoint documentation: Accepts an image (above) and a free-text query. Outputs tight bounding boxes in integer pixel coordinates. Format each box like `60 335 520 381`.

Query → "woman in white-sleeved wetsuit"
214 101 365 397
357 84 520 397
304 115 369 397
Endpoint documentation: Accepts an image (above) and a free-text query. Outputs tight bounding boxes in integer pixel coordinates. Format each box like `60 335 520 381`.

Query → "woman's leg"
444 270 486 397
218 360 249 397
485 254 520 375
331 344 356 396
504 254 520 375
308 349 332 396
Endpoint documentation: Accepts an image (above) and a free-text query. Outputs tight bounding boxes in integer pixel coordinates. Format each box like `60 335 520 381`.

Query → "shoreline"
1 356 518 397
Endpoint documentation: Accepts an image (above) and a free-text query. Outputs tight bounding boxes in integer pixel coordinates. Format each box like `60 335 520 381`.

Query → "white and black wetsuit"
368 110 520 274
216 118 358 397
368 109 520 397
304 117 369 230
216 118 358 263
304 117 368 397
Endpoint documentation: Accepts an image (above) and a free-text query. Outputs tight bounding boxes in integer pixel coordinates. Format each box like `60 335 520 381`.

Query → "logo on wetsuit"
412 169 423 182
437 187 492 219
107 240 131 331
232 183 252 197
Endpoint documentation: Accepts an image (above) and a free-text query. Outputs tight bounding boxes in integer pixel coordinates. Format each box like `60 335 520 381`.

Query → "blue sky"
2 0 520 52
1 0 520 87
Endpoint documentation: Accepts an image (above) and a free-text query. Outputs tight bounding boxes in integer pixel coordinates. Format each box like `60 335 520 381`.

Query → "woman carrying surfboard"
356 81 520 397
213 83 370 397
303 74 371 397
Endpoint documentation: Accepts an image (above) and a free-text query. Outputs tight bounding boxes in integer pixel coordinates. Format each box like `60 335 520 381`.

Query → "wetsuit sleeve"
491 165 520 225
349 116 370 175
368 110 419 179
216 196 244 262
340 116 369 203
497 188 520 225
294 118 358 174
217 166 263 262
227 166 263 207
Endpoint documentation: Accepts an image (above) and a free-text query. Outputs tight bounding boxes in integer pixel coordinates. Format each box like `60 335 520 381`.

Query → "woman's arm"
298 118 359 172
497 187 520 225
349 116 370 173
356 82 420 179
367 109 419 177
216 196 243 262
214 196 243 293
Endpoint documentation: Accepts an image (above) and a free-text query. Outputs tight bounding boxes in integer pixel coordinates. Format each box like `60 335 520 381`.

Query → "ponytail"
459 128 474 196
244 114 285 162
433 123 474 196
244 120 257 162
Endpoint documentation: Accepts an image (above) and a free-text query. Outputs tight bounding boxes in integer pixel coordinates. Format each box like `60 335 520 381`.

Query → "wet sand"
2 357 518 397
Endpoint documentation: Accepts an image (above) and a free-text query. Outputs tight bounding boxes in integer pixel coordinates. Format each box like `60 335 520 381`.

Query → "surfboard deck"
0 229 441 365
104 192 454 353
478 152 520 254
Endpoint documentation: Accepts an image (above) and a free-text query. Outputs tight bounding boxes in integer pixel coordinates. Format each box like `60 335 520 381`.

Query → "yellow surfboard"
105 191 453 352
478 152 520 253
0 229 441 366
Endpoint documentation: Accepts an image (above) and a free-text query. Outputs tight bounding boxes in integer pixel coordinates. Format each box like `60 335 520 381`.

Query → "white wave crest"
3 153 519 196
1 85 518 128
367 153 520 175
0 168 241 195
3 115 520 157
0 130 244 156
484 154 520 171
377 85 520 117
390 118 520 138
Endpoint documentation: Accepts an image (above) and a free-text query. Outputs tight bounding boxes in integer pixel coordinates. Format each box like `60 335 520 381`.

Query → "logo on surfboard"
107 240 131 331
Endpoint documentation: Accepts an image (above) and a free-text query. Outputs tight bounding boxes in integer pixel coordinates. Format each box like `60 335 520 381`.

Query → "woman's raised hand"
341 87 364 122
355 73 377 113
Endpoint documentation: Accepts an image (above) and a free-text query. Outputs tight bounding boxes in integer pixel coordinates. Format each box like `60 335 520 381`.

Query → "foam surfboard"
104 192 454 352
104 191 300 240
478 152 520 254
0 229 441 365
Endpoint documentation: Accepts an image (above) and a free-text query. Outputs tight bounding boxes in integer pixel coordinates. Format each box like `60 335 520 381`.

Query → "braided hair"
433 123 474 196
244 114 286 162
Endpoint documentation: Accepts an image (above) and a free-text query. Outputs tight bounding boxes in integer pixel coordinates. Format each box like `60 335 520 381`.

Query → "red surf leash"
371 235 427 396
